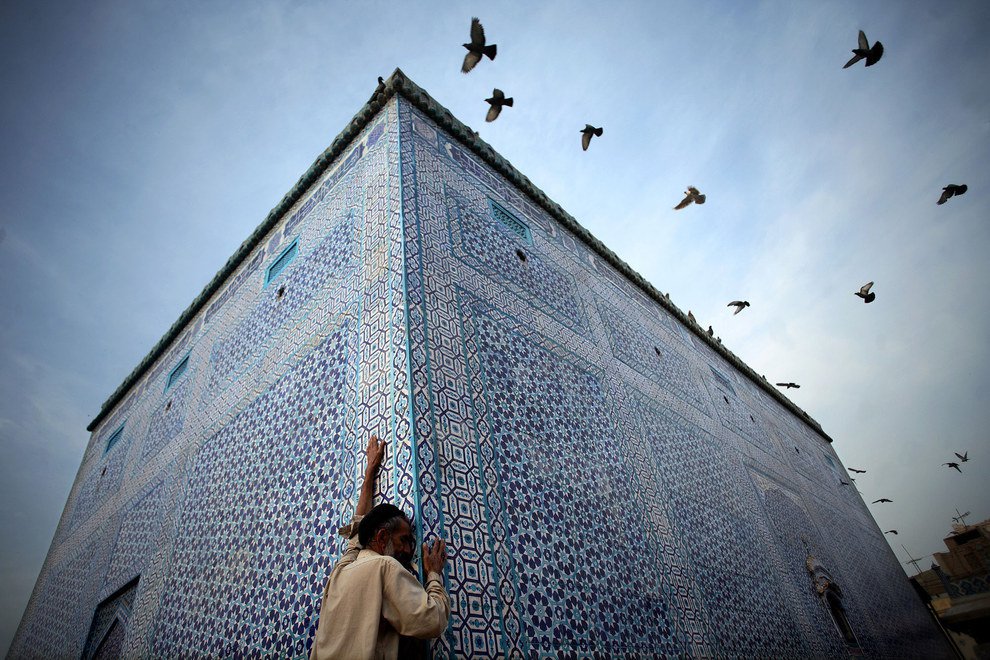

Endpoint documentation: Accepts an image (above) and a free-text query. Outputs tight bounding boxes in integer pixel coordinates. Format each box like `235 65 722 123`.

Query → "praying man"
309 435 450 659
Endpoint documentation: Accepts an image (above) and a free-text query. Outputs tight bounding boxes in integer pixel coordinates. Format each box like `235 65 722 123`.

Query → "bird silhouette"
955 451 969 462
776 382 800 389
376 76 385 93
843 30 884 68
707 325 714 336
485 89 513 122
872 498 893 504
943 462 962 473
580 125 603 151
937 184 967 205
674 186 706 210
687 310 697 324
848 468 867 474
855 281 876 303
727 301 750 315
462 18 497 73
885 530 898 535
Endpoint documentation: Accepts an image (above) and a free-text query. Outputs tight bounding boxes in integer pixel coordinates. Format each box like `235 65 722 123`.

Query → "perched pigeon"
485 89 513 122
872 498 893 504
848 468 867 474
776 382 801 389
728 300 750 315
580 125 603 151
674 186 706 210
843 30 884 68
885 530 898 535
943 462 962 473
855 281 876 303
938 184 968 205
376 76 385 93
955 451 969 462
707 325 714 337
462 18 497 73
687 310 697 324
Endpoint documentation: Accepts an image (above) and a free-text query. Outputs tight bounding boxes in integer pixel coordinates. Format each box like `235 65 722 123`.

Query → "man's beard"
383 539 415 572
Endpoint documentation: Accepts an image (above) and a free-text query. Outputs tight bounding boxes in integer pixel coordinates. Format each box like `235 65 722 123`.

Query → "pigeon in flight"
855 281 876 303
955 451 969 462
674 186 706 210
937 184 968 205
727 301 750 315
848 468 867 474
580 125 603 151
462 18 497 73
872 498 893 504
843 30 884 68
885 530 898 535
776 382 800 389
943 462 962 473
485 89 513 122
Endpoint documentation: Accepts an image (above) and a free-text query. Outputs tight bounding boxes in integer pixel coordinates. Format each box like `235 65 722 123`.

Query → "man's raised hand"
422 539 447 576
365 435 385 476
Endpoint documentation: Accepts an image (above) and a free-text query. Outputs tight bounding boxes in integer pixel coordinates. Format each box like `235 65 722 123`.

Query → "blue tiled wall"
11 94 950 658
399 101 950 658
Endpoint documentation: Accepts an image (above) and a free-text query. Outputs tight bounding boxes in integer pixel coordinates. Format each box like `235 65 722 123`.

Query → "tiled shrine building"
11 71 950 658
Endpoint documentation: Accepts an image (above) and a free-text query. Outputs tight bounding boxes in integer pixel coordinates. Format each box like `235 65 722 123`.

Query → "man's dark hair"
358 503 410 546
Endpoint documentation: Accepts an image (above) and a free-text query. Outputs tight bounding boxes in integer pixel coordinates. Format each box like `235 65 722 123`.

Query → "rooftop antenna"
952 509 971 527
901 545 926 575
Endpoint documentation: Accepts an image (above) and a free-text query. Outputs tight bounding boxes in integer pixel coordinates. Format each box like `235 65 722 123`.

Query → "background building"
10 71 951 658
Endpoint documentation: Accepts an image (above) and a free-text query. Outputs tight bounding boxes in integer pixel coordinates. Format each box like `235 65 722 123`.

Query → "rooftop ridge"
88 68 830 444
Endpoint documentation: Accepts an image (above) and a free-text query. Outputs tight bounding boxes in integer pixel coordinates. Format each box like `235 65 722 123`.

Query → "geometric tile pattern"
151 316 359 657
140 376 191 462
206 214 357 397
103 480 167 592
66 428 131 532
12 88 952 659
15 540 100 658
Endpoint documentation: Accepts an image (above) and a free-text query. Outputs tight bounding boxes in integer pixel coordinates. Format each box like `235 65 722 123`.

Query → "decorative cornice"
89 68 831 444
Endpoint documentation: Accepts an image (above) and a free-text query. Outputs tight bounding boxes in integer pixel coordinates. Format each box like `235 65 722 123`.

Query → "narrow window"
165 355 189 392
265 239 299 286
490 200 532 244
105 425 125 454
710 365 736 394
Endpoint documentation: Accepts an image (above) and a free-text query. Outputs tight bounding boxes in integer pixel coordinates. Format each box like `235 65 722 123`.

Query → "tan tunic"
309 516 450 660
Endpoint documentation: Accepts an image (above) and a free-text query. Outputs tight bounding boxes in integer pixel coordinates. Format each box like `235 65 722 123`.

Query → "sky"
1 0 988 653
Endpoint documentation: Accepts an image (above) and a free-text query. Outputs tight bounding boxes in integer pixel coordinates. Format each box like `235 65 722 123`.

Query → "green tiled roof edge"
89 68 831 444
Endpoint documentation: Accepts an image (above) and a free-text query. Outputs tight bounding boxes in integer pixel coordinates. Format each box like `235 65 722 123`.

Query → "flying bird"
955 451 969 462
727 301 750 315
776 382 800 389
485 89 513 122
674 186 706 210
943 462 962 473
848 468 867 474
462 18 497 73
885 530 898 535
937 184 968 205
872 498 893 504
855 281 876 303
580 125 603 151
843 30 884 68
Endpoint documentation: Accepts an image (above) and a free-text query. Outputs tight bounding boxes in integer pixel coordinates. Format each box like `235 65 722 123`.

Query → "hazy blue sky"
1 0 988 653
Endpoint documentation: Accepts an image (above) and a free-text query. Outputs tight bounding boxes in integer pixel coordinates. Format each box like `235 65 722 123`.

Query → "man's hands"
356 435 385 517
422 539 447 576
365 435 385 477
